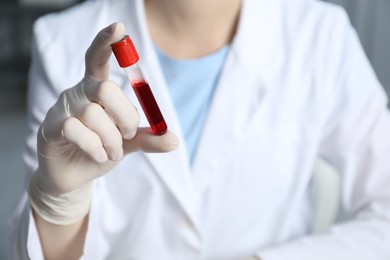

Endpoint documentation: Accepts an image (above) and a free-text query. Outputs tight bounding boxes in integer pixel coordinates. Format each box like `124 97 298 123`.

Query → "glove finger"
123 128 179 154
83 80 139 140
85 22 125 81
62 117 108 163
76 102 124 161
40 83 93 144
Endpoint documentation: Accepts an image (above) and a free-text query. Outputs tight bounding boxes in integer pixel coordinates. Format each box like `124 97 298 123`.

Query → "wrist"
28 171 92 225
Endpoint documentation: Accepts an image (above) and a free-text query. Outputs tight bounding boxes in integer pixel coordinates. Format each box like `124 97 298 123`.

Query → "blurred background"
0 0 389 258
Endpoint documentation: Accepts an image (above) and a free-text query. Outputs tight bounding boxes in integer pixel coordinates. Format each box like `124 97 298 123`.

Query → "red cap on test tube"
111 35 140 68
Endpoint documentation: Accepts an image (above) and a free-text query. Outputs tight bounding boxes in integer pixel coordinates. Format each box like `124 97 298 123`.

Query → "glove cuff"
28 171 92 225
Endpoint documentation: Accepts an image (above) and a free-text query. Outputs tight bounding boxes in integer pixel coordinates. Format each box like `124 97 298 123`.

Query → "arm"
257 8 390 260
10 22 178 259
33 212 88 260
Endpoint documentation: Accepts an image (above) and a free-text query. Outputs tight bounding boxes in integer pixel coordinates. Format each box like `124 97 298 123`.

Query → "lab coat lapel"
118 0 202 234
192 0 286 191
139 58 202 234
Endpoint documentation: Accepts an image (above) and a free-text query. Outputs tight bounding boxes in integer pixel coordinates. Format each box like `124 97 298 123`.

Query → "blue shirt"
156 46 230 165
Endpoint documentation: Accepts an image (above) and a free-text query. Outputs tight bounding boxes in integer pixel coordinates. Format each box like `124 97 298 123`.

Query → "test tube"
111 35 167 135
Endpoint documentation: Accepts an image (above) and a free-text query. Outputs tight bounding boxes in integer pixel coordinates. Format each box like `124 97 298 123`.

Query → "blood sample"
111 35 167 135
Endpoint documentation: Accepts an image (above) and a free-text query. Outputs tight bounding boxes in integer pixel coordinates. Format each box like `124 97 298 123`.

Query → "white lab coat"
9 0 390 259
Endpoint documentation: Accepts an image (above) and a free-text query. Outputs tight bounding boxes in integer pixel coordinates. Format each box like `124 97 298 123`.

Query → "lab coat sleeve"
9 19 60 260
258 9 390 260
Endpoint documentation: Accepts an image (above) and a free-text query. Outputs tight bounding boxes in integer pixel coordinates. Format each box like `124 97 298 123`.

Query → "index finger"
85 22 125 81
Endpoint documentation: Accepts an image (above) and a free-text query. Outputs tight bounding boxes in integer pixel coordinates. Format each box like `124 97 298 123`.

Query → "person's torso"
33 0 346 258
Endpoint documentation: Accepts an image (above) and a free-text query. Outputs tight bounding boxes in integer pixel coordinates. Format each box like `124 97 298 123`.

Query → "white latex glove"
28 22 179 225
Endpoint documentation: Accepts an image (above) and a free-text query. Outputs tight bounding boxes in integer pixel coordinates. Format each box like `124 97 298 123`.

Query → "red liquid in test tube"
131 81 167 135
111 35 167 135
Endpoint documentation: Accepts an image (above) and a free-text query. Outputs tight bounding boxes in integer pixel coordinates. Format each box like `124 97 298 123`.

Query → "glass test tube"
111 35 167 135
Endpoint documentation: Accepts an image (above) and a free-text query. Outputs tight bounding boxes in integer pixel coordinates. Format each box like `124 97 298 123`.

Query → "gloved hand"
28 22 179 225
